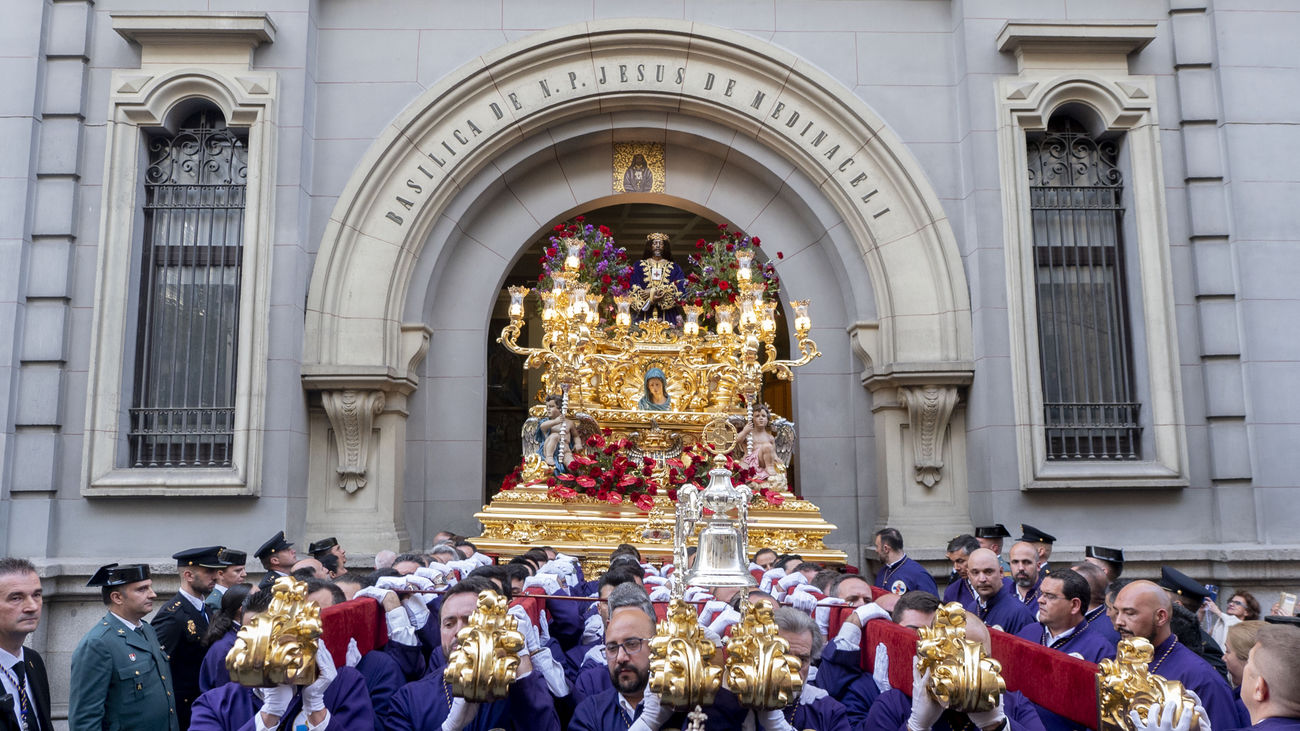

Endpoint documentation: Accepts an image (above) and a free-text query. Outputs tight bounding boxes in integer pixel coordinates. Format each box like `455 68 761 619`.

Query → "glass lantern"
791 300 811 332
735 249 754 282
507 285 529 318
716 305 735 335
564 237 583 271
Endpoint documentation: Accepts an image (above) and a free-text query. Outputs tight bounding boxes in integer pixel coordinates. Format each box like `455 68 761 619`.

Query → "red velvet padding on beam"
861 619 920 693
321 597 388 669
990 630 1100 729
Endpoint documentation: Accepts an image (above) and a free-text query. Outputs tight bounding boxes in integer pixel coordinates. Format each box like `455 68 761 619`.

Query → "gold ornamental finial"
915 602 1005 713
724 599 804 710
648 599 723 709
1098 638 1201 731
226 577 322 687
443 590 526 703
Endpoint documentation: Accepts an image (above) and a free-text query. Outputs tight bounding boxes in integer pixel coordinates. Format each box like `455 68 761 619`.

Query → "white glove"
376 575 415 592
402 592 431 629
907 661 946 731
414 565 448 582
643 575 669 588
469 551 493 567
556 552 580 564
302 642 337 713
447 559 479 578
683 586 713 603
777 572 809 591
748 562 765 573
537 610 552 645
402 574 434 591
441 696 480 731
628 689 671 731
524 574 561 595
1130 697 1204 731
854 602 891 625
789 588 818 613
582 644 607 668
345 637 362 668
386 606 418 646
699 599 730 625
507 605 542 654
759 708 797 731
641 563 660 577
257 684 293 719
354 586 396 605
968 694 1006 730
815 596 848 636
581 613 605 645
872 643 891 692
708 606 743 636
537 560 573 578
648 585 672 602
532 646 570 696
760 567 786 592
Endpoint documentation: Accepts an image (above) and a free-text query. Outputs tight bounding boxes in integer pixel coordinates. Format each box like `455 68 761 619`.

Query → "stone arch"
302 20 976 551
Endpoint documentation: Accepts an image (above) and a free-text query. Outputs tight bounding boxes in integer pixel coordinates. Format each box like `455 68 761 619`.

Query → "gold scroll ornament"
1098 639 1201 731
724 599 804 710
226 577 322 686
443 590 526 703
649 598 723 709
915 602 1005 713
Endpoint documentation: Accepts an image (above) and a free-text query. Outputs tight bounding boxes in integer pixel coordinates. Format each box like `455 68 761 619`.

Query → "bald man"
964 548 1035 635
863 612 1046 731
1071 562 1121 645
1237 623 1300 731
1112 581 1238 731
1009 542 1042 608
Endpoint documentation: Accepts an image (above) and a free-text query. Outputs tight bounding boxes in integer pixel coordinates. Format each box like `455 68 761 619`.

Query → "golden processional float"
472 223 845 570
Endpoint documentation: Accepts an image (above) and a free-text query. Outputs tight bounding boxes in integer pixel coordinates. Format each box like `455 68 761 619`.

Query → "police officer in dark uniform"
70 563 179 731
1084 545 1125 582
151 546 229 730
254 531 296 591
975 524 1013 574
1159 565 1232 682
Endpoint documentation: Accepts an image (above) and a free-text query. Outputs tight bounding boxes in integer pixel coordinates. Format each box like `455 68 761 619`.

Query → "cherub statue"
735 403 780 480
538 394 581 470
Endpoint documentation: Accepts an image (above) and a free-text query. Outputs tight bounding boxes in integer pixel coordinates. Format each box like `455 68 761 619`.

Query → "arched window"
1026 116 1138 460
129 107 247 467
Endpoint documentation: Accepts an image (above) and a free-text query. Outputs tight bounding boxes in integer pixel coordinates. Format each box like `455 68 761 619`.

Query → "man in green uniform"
69 563 178 731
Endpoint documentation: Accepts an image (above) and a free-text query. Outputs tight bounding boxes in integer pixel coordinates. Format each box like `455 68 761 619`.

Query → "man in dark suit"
0 558 51 731
152 546 230 730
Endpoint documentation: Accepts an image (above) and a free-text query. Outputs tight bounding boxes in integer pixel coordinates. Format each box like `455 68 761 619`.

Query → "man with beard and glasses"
1009 542 1042 608
569 585 689 731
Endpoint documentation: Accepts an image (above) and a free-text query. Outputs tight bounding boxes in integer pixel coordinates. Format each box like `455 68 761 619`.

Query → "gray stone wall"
1 0 1298 721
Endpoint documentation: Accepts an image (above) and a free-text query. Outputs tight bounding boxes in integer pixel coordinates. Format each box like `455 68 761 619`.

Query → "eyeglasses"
1227 599 1245 607
603 637 649 657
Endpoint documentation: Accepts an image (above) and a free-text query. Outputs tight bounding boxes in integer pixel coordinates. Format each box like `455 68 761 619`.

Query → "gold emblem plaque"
613 142 665 193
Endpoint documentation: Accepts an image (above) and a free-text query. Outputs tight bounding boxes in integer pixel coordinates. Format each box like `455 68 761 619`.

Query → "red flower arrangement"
537 218 632 322
500 429 785 510
685 225 781 325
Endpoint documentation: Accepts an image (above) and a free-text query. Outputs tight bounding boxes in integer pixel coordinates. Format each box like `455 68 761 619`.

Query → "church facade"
2 0 1298 716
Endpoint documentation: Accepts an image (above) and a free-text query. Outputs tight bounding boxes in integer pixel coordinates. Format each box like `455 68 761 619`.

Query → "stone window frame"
996 22 1189 490
81 14 276 496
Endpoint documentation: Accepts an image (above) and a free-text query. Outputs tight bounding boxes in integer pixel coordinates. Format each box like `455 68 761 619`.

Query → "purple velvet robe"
188 667 375 731
382 658 558 731
962 584 1036 635
863 689 1046 731
199 629 237 694
1147 635 1239 731
875 556 938 596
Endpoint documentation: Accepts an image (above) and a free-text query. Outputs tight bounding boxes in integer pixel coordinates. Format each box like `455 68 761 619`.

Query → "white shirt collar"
110 610 142 630
1044 621 1081 645
179 586 207 612
616 693 639 719
212 584 228 596
885 554 907 570
0 645 24 672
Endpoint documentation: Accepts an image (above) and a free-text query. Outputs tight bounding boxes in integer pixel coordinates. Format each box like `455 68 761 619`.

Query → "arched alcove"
301 20 975 556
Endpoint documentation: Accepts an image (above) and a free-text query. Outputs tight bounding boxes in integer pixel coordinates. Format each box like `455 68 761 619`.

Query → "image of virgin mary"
637 367 672 411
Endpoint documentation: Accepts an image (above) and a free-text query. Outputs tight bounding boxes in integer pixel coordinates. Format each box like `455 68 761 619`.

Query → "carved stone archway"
301 20 974 552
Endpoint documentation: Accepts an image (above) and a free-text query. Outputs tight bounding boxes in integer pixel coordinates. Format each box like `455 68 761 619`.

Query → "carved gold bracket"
899 385 960 488
321 389 386 493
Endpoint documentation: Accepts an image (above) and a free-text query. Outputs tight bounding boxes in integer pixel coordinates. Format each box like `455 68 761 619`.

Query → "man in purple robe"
1009 543 1043 609
964 549 1035 635
942 535 981 606
874 528 937 597
381 578 559 731
863 614 1044 731
1232 621 1300 731
190 643 375 731
1113 581 1238 731
1015 569 1117 731
1069 562 1122 647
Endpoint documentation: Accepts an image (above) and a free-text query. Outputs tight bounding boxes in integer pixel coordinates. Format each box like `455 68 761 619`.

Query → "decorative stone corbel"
320 390 387 493
898 385 960 488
